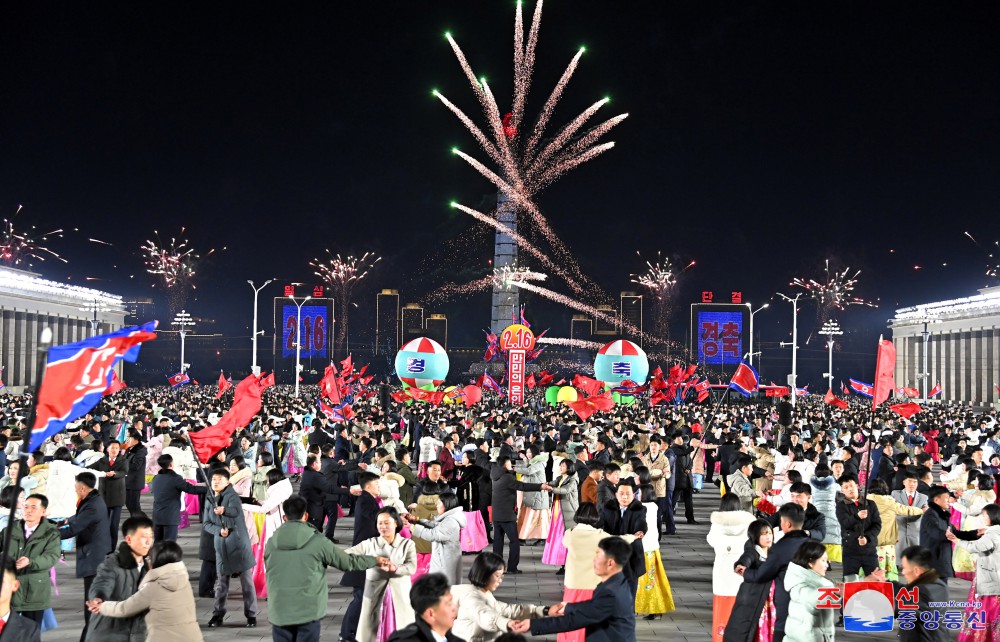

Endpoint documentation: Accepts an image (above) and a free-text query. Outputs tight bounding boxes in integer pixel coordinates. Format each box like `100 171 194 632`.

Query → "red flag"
897 387 919 398
824 389 848 409
190 374 268 461
697 389 710 403
525 374 536 390
360 375 374 386
390 390 410 403
215 373 233 399
928 383 942 398
572 374 604 397
340 354 353 374
537 371 554 387
320 365 342 405
407 387 447 405
872 338 896 410
651 366 663 379
890 402 922 419
650 391 668 407
260 372 276 389
103 371 127 397
566 392 615 421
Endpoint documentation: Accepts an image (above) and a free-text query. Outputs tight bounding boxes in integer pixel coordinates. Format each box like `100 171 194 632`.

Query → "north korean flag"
168 372 191 389
728 362 759 397
849 378 874 398
928 383 942 398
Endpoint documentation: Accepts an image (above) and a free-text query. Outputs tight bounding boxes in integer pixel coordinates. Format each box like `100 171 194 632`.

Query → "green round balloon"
618 394 637 406
545 385 561 406
612 391 622 404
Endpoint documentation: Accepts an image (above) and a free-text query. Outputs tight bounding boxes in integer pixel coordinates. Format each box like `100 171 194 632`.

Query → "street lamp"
247 279 274 376
289 295 311 397
777 293 802 407
172 311 195 374
746 303 769 368
818 320 843 392
79 299 113 336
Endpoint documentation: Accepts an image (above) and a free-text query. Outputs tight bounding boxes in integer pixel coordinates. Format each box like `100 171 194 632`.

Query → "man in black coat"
764 482 826 542
89 440 129 549
920 486 957 581
57 472 111 637
526 537 637 642
491 456 549 573
319 443 361 542
301 454 353 537
598 482 647 600
736 503 810 642
0 561 42 642
836 474 882 580
387 573 462 642
149 453 207 542
669 433 696 524
340 471 382 642
122 430 147 516
886 545 950 642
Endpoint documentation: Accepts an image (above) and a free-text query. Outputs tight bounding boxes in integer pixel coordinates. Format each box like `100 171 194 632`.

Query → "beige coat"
344 535 417 642
870 493 924 546
451 584 545 642
561 524 635 590
99 561 203 642
639 451 670 498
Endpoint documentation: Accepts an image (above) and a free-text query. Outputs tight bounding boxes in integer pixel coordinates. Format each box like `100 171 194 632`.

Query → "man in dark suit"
524 537 637 642
735 503 810 642
836 473 882 581
340 471 381 642
301 454 354 537
0 560 41 642
122 430 147 516
319 443 361 543
920 486 958 582
598 482 647 600
57 472 111 638
89 440 129 549
149 453 207 541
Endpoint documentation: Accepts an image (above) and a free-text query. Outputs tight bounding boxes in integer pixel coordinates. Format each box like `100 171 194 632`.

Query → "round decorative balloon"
594 339 649 386
395 337 449 388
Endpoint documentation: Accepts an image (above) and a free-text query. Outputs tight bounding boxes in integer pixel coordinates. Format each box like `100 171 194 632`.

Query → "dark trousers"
125 489 142 515
154 523 178 542
20 610 43 623
323 502 339 541
493 521 521 571
774 632 785 642
673 485 695 522
340 586 365 641
658 496 675 534
705 454 715 482
199 559 218 597
81 573 95 642
480 507 492 541
842 550 878 578
273 619 321 642
107 505 123 550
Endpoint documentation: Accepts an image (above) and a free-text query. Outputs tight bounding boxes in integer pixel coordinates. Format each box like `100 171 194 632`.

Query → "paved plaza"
41 484 965 641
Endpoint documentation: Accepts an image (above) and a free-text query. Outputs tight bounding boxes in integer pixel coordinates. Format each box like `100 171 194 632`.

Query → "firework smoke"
142 228 214 317
632 252 695 341
311 251 381 358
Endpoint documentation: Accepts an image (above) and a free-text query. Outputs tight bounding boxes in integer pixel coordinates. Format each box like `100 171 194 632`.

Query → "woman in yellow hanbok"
635 470 675 618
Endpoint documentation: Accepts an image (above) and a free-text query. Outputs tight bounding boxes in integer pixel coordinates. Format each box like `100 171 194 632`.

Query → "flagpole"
0 327 53 600
181 428 218 514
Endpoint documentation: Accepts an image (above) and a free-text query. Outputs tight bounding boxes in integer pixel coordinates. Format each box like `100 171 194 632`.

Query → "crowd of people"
0 382 995 642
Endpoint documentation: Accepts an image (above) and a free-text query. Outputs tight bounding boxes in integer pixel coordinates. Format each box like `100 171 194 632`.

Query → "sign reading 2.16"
282 305 328 359
502 324 534 406
500 324 536 352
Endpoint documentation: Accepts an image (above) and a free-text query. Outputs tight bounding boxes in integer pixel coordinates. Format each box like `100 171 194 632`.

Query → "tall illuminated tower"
490 192 518 331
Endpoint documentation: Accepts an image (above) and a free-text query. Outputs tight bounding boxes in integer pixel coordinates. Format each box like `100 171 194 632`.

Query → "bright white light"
0 268 123 308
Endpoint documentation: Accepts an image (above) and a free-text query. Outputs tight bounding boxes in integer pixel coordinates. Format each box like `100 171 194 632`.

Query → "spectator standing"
5 493 60 625
708 494 756 642
204 467 258 628
150 454 206 542
89 441 128 549
122 431 146 517
83 515 154 642
58 472 112 638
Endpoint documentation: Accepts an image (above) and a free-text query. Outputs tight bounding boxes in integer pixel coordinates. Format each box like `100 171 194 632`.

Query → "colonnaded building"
0 266 126 392
890 285 1000 406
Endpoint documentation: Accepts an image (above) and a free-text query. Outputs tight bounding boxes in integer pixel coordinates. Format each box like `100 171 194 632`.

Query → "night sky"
3 2 1000 384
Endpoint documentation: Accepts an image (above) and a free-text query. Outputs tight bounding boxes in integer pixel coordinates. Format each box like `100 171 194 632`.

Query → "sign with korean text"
502 324 534 405
689 304 749 366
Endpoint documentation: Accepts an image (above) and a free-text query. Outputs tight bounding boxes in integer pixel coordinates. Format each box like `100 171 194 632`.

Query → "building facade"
0 267 126 390
889 285 1000 404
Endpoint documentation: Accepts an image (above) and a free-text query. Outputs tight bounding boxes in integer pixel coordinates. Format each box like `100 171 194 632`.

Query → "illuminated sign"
690 304 749 366
281 305 328 359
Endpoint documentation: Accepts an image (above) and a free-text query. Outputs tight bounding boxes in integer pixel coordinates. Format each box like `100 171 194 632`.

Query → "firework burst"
791 259 877 322
142 228 217 316
311 251 381 358
437 0 626 301
632 252 694 341
0 205 67 268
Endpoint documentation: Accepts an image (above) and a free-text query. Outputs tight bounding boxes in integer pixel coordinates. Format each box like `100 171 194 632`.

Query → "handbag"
691 473 704 490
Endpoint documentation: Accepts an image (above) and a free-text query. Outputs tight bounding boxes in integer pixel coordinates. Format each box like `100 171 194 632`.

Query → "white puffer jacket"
706 509 756 596
957 524 1000 596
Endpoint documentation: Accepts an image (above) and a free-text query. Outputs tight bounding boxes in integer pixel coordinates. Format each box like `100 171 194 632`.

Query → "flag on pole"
872 338 897 410
728 362 759 397
897 387 919 398
928 383 942 398
168 372 190 389
824 389 848 409
31 321 158 450
841 381 849 396
849 378 874 398
795 385 810 397
103 370 127 397
216 373 233 399
190 373 270 461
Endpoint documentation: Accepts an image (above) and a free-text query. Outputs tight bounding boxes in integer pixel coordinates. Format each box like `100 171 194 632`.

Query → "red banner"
508 349 525 405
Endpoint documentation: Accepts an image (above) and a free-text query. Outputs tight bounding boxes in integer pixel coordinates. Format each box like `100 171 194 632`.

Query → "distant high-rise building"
401 303 425 344
426 314 448 349
490 192 518 332
594 305 617 335
620 291 643 345
570 314 594 360
375 289 400 355
124 297 157 325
